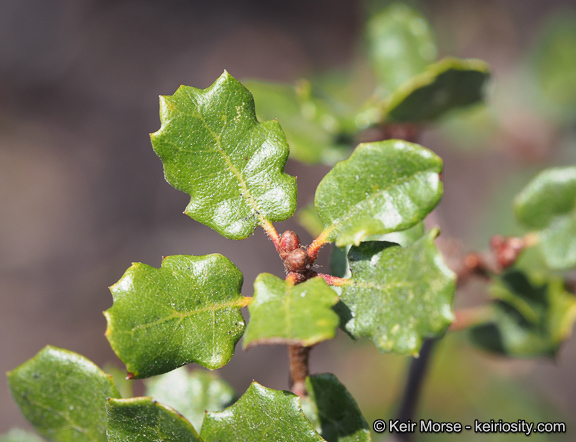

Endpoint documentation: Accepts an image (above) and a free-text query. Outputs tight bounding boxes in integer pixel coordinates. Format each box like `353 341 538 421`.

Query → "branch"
288 345 311 398
391 339 435 442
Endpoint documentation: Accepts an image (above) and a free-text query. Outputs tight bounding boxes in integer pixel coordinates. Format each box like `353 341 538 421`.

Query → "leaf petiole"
307 229 331 262
260 218 281 251
316 273 351 287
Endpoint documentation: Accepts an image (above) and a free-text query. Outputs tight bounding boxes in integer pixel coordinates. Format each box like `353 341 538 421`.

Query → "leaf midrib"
120 298 246 335
186 88 268 226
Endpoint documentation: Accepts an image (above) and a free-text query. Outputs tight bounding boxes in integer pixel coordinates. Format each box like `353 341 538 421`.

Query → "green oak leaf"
106 397 200 441
339 229 455 355
245 80 353 165
243 274 340 348
145 367 236 433
515 166 576 269
385 57 490 123
469 270 576 357
315 140 443 247
150 71 297 239
104 254 247 378
366 3 437 93
531 12 576 116
7 346 120 441
200 382 324 441
301 374 371 442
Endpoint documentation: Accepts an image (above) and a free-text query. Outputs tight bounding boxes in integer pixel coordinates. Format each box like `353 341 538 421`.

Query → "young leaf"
145 367 236 433
245 80 352 165
366 3 437 93
515 166 576 269
104 254 247 378
243 274 340 348
200 382 324 441
315 140 443 247
106 397 200 441
150 71 297 240
339 229 455 355
469 270 576 357
301 374 371 442
7 346 120 441
385 57 490 122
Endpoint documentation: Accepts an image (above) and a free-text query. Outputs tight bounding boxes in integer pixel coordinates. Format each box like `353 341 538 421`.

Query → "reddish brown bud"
490 235 524 270
280 230 300 253
284 248 310 273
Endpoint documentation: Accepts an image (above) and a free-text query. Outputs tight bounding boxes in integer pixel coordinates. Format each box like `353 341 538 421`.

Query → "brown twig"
288 345 311 398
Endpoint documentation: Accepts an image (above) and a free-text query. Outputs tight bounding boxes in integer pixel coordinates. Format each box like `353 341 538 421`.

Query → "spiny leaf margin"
339 229 455 355
150 71 297 239
200 382 324 441
243 274 340 348
104 254 247 378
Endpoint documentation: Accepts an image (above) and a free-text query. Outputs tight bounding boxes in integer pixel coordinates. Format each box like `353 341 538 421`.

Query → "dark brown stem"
391 339 435 442
288 344 311 397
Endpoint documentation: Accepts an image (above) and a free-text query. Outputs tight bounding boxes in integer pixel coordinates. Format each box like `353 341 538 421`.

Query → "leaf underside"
315 140 443 247
385 57 490 123
151 71 297 239
105 254 246 378
339 229 456 355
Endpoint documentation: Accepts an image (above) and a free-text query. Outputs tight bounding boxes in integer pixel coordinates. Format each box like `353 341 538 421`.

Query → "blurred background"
1 0 575 439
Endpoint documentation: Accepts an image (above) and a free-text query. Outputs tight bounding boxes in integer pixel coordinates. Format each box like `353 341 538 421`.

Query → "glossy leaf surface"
339 229 455 355
385 57 490 122
315 140 443 247
145 367 236 433
106 397 200 441
366 3 437 92
515 166 576 269
246 80 352 164
150 71 297 239
243 274 340 348
201 382 323 441
302 374 371 442
7 346 120 441
469 270 576 357
105 254 246 378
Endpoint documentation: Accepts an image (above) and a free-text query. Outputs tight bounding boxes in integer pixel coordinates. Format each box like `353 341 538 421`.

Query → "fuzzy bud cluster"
279 230 314 280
